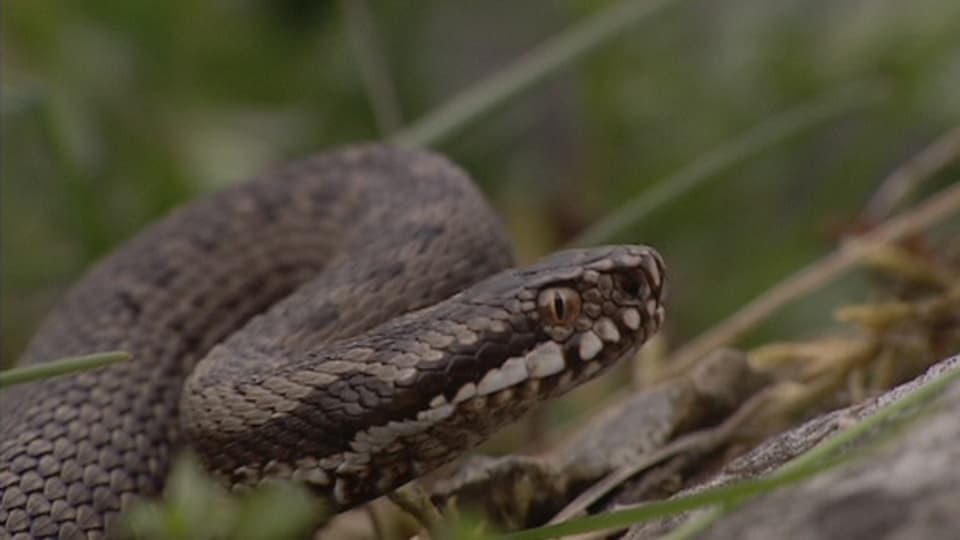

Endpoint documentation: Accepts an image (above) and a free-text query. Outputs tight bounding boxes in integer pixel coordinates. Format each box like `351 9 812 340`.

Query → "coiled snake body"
0 145 665 539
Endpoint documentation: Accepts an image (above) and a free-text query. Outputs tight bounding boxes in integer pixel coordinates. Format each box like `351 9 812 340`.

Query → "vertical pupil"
553 294 565 320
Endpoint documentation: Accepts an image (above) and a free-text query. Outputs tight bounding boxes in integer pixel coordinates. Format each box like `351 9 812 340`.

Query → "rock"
626 354 960 540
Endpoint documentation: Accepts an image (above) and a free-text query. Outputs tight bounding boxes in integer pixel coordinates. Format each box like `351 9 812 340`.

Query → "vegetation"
3 1 959 538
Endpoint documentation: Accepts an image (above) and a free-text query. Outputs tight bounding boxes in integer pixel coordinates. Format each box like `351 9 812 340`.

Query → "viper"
0 145 665 539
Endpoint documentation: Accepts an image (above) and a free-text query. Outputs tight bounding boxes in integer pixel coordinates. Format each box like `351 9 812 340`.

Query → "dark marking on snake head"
154 267 178 288
305 303 341 331
414 224 444 242
115 291 142 318
413 224 445 254
366 261 406 283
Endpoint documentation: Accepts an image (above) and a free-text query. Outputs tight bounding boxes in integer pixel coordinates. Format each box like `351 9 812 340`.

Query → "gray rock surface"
626 355 960 540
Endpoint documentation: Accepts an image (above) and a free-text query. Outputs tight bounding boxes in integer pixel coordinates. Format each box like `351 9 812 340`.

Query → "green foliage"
121 455 325 540
497 362 960 540
0 350 129 386
2 0 959 536
435 512 501 540
4 1 959 365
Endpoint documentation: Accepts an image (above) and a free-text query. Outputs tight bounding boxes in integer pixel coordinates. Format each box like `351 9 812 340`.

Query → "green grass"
2 1 959 538
0 351 129 386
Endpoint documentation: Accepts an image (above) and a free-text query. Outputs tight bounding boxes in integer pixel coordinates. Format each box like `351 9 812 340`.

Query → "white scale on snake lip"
524 341 566 378
621 308 641 330
477 356 529 395
578 331 604 361
594 317 621 343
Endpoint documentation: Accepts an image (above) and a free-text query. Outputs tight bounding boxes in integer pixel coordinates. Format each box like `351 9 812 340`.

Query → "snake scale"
0 145 666 539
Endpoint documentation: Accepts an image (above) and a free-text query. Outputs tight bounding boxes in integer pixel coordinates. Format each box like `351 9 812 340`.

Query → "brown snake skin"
0 145 665 539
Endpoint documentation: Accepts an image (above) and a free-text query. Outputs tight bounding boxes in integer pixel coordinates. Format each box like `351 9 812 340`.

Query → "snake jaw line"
452 382 478 403
524 342 567 378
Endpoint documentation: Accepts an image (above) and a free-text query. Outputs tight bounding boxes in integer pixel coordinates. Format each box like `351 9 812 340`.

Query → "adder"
0 145 666 539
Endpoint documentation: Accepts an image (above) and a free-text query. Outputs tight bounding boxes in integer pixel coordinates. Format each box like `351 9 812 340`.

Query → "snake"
0 144 666 539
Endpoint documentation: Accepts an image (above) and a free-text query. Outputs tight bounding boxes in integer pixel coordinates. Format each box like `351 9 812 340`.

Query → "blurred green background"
3 0 960 367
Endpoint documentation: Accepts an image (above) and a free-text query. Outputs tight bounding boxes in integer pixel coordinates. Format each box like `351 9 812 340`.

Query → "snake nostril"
617 274 641 297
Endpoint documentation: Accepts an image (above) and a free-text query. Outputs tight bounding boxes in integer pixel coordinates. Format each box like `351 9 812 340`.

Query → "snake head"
443 244 666 402
502 245 666 393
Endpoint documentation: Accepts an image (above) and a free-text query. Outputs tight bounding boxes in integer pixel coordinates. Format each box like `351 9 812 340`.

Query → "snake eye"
537 287 581 325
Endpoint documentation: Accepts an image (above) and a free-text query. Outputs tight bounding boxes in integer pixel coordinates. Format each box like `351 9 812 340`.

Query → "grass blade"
497 358 960 540
0 351 130 387
570 83 887 247
392 0 680 148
